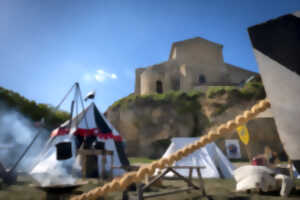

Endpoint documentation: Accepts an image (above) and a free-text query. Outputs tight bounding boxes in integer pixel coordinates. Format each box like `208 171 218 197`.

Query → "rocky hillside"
106 78 266 158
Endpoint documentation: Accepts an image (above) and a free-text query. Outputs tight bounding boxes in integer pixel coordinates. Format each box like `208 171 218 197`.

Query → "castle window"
198 74 206 84
171 78 180 91
156 80 163 94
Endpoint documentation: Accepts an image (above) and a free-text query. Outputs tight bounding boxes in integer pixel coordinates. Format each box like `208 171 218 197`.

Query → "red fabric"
50 128 69 137
251 156 266 166
50 127 122 141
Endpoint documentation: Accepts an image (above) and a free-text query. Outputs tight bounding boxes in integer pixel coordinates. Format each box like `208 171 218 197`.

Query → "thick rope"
70 99 271 200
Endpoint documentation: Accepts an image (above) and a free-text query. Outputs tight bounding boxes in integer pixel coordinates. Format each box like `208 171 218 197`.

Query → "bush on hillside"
0 86 69 129
206 81 265 100
111 90 205 114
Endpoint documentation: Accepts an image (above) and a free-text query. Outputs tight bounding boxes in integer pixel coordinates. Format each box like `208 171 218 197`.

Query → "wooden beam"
196 168 206 196
142 168 171 191
168 168 200 189
77 149 113 156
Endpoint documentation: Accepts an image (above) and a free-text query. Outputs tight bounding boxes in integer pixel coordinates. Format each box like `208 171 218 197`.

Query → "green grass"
110 90 204 113
129 157 155 164
1 175 300 199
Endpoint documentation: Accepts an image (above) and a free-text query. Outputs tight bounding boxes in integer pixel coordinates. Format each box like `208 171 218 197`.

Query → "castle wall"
140 61 181 95
225 63 258 84
140 66 166 95
171 38 224 67
169 37 227 90
136 37 257 95
135 68 146 95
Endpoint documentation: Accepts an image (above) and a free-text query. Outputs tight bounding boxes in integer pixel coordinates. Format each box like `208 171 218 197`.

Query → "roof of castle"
168 37 223 60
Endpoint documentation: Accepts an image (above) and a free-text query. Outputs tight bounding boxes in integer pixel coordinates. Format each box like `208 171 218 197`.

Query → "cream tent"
161 137 235 178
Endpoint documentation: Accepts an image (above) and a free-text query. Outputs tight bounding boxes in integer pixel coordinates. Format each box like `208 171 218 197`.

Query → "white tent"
161 137 235 178
31 103 129 185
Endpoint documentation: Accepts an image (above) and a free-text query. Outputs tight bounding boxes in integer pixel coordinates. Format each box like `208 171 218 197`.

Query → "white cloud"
83 73 93 81
95 69 118 82
111 73 117 79
83 69 118 83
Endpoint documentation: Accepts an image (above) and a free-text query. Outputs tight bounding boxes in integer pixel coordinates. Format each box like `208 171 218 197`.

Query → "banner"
225 139 241 159
237 125 250 145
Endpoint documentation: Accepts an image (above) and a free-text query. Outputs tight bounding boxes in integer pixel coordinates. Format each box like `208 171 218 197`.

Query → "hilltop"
106 78 266 158
0 86 69 130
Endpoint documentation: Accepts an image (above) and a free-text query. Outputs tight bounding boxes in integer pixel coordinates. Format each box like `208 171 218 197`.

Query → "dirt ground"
0 174 300 200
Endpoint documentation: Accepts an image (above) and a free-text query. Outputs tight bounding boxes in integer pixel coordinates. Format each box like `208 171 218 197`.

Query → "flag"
237 125 250 145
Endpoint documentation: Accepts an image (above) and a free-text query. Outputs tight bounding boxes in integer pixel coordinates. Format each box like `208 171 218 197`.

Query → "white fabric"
234 165 276 192
160 137 235 178
30 135 81 186
234 165 294 196
77 104 96 129
234 165 275 182
275 174 294 197
96 138 125 176
31 103 127 180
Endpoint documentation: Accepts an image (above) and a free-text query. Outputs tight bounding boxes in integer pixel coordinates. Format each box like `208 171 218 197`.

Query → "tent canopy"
31 103 129 180
161 137 235 178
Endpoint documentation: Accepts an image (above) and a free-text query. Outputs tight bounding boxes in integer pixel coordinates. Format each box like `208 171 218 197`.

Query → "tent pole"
10 129 43 172
77 84 90 148
30 83 77 169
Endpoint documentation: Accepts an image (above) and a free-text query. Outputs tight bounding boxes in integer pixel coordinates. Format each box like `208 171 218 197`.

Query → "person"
249 146 294 196
263 147 294 197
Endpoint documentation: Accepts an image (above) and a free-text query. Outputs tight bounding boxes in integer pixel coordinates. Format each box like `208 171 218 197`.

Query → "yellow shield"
237 125 250 145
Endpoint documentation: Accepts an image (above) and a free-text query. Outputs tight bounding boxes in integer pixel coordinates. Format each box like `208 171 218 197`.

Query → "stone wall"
170 37 224 66
135 37 258 95
225 63 258 84
216 117 287 161
106 99 208 158
135 68 146 95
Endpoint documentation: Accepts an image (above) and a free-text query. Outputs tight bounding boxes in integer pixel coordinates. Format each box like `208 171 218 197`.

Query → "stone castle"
135 37 257 95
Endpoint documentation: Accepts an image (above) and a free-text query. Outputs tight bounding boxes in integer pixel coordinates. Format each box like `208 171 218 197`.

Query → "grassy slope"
0 86 69 129
1 175 300 200
109 80 265 112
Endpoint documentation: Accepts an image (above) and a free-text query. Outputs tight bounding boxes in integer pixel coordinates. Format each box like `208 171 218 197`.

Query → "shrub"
211 103 229 116
207 87 226 98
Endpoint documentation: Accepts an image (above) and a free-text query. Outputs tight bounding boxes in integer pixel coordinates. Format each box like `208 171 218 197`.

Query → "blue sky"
0 0 299 112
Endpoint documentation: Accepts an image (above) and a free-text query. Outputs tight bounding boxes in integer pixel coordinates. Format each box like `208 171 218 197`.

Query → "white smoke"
0 103 47 171
0 102 81 186
31 135 82 186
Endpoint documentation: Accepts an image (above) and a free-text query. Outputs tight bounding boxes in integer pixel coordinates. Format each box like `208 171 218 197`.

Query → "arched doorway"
198 74 206 84
156 80 163 94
